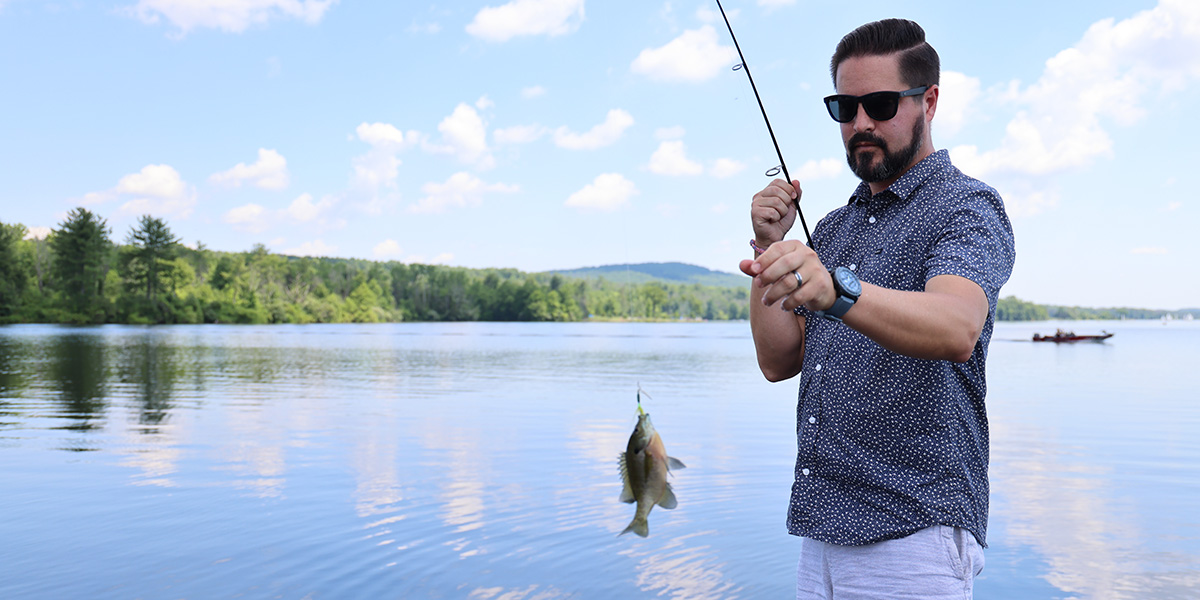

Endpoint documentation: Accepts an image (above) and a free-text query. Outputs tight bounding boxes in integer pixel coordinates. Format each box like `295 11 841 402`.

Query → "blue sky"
1 0 1196 309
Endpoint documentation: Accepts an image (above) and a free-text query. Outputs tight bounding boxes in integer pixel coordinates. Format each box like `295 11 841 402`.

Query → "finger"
761 270 805 307
770 178 799 199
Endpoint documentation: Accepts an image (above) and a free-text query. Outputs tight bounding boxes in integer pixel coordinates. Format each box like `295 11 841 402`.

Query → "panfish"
619 404 686 537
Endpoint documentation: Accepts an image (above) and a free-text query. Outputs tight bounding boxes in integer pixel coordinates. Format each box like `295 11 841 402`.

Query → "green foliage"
13 210 1183 326
49 208 113 323
122 215 181 303
0 221 32 321
996 296 1048 321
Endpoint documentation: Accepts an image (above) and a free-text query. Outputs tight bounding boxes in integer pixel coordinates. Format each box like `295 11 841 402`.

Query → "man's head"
830 19 939 90
829 19 940 192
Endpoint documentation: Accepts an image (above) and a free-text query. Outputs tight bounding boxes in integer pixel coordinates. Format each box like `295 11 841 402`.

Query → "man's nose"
851 103 875 132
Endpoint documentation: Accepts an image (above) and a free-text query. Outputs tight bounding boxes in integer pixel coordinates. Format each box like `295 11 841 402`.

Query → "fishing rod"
714 0 813 248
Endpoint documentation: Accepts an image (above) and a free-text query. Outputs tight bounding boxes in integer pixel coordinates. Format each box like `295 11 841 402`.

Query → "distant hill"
544 262 747 289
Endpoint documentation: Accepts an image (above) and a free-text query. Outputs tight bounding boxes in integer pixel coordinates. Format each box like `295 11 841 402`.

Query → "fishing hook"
714 0 813 248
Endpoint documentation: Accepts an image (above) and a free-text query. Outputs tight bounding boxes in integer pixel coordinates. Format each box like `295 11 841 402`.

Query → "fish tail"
620 516 649 538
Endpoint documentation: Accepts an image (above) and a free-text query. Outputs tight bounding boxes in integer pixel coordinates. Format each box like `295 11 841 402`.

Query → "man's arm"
842 274 987 363
746 272 807 381
750 240 989 364
740 178 807 381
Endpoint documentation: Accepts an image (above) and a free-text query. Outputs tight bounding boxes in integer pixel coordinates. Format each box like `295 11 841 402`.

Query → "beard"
846 116 925 184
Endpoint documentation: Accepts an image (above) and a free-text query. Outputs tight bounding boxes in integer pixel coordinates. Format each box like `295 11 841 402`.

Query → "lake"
1 320 1197 599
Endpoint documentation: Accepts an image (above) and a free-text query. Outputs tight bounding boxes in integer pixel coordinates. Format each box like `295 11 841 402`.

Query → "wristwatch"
815 266 861 322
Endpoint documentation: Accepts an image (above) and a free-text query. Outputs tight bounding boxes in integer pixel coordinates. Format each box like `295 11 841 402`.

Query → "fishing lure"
714 0 813 247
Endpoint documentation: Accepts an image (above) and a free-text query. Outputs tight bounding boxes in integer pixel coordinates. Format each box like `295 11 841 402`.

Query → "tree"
124 215 181 301
0 221 31 319
50 208 112 319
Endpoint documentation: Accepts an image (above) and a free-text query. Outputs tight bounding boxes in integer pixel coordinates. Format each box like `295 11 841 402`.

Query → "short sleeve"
923 187 1016 310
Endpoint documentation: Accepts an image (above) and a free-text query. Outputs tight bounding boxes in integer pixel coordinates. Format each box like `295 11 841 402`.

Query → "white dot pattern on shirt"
786 149 1015 548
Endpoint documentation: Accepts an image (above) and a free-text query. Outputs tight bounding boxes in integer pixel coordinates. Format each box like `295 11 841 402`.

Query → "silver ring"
793 270 803 288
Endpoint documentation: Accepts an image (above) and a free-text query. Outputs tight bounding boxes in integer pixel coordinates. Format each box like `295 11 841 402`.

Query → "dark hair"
830 19 940 89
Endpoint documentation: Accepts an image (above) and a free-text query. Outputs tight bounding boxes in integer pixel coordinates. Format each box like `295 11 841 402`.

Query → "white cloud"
222 193 338 234
494 124 548 145
356 122 420 150
283 239 338 257
223 203 272 233
648 141 703 176
521 85 546 98
630 26 738 83
709 158 745 178
795 158 843 180
81 164 198 219
554 109 634 150
466 0 584 42
757 0 795 7
285 192 337 222
351 122 421 192
424 102 495 169
565 173 637 211
127 0 338 35
935 71 982 139
209 148 289 190
410 172 519 214
953 0 1200 179
373 239 404 259
22 226 51 241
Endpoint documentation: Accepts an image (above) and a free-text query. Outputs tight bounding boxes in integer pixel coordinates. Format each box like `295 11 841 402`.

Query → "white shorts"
796 525 985 599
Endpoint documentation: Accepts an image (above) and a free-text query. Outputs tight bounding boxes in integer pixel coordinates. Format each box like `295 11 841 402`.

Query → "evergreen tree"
50 208 112 319
124 215 181 301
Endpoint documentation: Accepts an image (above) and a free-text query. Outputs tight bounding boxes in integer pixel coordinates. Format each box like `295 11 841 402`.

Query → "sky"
1 0 1197 310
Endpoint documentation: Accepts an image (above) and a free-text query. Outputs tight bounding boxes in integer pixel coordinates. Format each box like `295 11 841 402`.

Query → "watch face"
836 267 862 296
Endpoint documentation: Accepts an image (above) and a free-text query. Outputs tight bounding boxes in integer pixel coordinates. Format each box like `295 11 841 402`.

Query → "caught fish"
618 395 686 537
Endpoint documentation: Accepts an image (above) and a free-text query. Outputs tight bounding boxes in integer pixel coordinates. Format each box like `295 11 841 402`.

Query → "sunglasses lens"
862 93 899 121
825 97 855 123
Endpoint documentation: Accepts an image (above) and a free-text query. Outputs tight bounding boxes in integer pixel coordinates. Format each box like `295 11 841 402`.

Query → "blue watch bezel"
819 266 860 322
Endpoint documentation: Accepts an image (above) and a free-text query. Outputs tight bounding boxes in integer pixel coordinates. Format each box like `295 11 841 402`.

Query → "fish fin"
668 456 686 470
618 453 635 503
620 516 649 537
657 484 678 510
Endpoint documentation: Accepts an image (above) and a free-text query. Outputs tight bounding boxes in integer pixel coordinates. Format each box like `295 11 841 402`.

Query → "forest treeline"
0 209 750 325
2 210 1190 325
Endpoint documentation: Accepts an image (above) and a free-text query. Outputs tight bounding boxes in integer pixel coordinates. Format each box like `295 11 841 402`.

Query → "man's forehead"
835 53 905 92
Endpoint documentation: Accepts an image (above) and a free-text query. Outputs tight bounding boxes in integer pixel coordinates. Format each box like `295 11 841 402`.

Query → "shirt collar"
848 149 950 207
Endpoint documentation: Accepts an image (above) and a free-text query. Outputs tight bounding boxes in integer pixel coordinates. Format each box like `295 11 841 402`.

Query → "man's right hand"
750 178 800 248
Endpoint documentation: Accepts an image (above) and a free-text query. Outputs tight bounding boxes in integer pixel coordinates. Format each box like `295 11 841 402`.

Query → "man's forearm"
749 279 806 381
842 275 987 363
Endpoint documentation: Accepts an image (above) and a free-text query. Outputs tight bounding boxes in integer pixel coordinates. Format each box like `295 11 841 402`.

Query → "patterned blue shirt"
788 149 1015 547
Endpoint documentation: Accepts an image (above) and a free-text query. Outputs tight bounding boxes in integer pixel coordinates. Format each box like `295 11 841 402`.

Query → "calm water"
0 320 1197 599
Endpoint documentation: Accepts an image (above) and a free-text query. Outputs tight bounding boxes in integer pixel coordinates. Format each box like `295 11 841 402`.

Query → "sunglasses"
823 86 929 123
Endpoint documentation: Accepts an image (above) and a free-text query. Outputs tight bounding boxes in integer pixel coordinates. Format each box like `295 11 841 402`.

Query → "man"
737 19 1015 598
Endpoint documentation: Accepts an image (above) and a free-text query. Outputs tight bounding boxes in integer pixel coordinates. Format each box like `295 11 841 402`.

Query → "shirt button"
849 264 856 271
802 468 811 476
868 216 876 224
808 416 816 424
815 364 822 371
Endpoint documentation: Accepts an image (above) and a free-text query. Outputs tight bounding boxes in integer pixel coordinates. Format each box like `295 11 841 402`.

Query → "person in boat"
739 18 1016 598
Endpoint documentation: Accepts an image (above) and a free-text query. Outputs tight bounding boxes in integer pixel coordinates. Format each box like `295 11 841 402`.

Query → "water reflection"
119 334 181 431
2 322 1195 599
49 332 109 432
991 415 1200 599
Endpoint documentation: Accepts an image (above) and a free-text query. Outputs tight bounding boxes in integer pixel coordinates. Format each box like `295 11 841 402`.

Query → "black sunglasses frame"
823 86 929 123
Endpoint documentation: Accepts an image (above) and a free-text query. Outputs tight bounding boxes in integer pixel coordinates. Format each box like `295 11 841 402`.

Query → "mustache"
848 132 887 150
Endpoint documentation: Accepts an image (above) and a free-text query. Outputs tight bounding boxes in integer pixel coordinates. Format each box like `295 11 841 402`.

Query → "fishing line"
714 0 813 248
